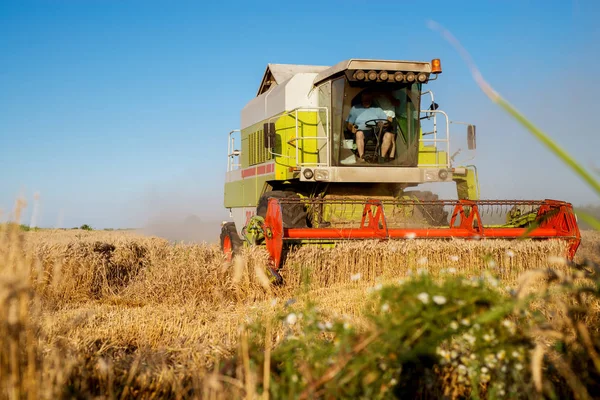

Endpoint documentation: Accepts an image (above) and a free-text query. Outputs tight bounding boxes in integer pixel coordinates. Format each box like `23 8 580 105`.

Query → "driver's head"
360 91 373 108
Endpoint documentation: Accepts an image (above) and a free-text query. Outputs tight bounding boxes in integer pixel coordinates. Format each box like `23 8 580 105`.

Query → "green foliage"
79 224 93 231
236 273 537 399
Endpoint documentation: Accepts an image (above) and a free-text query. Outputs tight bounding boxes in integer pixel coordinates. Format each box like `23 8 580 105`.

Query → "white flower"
325 321 333 330
404 232 416 239
317 322 326 330
417 268 428 276
433 295 447 305
496 350 506 361
375 283 383 291
457 364 468 375
481 366 489 374
417 292 430 304
271 298 278 307
390 378 398 385
447 267 457 274
450 321 459 330
417 257 428 265
515 363 523 371
487 259 497 268
463 333 476 345
291 374 299 382
350 272 362 281
343 322 351 330
286 313 297 325
449 255 459 262
381 303 390 312
461 318 470 326
506 250 515 258
397 278 406 285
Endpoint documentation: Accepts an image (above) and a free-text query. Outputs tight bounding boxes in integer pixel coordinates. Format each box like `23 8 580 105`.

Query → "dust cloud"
131 183 229 245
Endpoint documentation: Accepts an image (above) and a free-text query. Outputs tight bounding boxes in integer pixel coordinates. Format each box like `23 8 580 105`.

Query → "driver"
346 90 394 162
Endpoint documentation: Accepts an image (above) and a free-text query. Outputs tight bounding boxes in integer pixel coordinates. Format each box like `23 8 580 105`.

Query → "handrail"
266 107 330 167
418 109 450 168
227 129 241 172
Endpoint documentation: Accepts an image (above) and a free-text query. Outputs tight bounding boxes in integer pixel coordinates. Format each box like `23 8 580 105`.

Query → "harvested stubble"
1 227 596 398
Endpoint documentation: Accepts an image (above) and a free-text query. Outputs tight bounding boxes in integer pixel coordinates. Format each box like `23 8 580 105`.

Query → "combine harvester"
221 58 580 278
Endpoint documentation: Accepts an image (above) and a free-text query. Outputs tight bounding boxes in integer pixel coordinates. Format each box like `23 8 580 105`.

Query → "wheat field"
0 224 598 399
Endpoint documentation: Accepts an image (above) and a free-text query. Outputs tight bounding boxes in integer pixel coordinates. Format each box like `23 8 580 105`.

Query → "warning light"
431 58 442 74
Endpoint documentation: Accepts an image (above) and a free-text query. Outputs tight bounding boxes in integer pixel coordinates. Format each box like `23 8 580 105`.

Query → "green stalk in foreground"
428 20 600 200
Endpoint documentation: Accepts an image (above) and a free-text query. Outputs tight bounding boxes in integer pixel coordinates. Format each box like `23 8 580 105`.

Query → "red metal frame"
263 198 581 269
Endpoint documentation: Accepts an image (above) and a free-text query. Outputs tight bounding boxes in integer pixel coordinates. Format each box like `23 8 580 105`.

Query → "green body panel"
224 174 274 208
453 167 480 200
225 111 321 209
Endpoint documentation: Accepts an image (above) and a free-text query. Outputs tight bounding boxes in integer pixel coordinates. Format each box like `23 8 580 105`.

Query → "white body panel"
229 207 257 236
241 73 320 129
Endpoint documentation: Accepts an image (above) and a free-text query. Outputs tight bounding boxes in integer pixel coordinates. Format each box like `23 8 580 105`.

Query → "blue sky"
1 0 599 229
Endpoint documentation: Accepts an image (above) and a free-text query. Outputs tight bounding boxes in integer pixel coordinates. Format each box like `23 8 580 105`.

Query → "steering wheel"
364 119 390 129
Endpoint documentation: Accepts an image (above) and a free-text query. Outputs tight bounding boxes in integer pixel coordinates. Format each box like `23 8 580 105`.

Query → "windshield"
332 81 421 167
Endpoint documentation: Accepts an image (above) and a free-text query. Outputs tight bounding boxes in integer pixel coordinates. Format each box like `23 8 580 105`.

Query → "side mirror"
263 122 276 148
467 125 476 150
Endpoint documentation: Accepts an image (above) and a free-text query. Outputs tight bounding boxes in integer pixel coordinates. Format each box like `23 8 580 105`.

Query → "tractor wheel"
256 190 308 228
406 190 449 226
220 222 244 261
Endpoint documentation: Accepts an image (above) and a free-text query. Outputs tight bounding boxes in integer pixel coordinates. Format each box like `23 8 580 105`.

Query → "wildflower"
379 362 387 370
397 278 406 285
270 298 278 307
496 350 506 361
450 350 458 359
483 333 493 342
350 272 362 281
317 322 326 331
286 313 297 325
481 366 489 374
449 255 459 262
343 322 351 330
502 320 516 334
450 321 459 330
404 232 416 239
487 259 497 268
515 363 523 371
506 250 515 258
417 268 428 276
457 364 468 375
375 283 383 291
291 374 299 383
417 292 430 304
480 374 491 383
461 318 470 326
390 378 398 385
463 333 476 345
433 295 447 305
381 303 390 312
447 267 457 273
325 321 333 330
417 257 428 265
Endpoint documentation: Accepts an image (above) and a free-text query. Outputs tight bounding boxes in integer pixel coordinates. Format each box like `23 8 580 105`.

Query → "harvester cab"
221 58 581 274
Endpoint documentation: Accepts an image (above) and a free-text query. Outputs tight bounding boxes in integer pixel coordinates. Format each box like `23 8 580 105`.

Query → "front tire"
256 190 308 228
220 222 243 261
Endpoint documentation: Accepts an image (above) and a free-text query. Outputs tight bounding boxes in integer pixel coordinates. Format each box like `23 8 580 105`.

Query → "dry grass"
0 225 598 398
